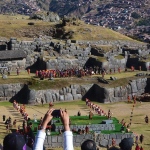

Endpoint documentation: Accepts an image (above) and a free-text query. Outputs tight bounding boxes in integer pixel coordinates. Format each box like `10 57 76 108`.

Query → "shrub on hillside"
28 22 35 25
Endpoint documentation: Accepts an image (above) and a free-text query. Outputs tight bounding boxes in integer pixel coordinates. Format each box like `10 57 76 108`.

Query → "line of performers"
85 98 107 117
35 65 126 79
13 100 29 121
35 68 95 79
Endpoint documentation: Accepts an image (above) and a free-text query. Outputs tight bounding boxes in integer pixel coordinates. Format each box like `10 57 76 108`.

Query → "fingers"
60 109 70 131
60 109 68 118
42 108 55 128
60 109 64 117
60 109 62 114
46 108 55 115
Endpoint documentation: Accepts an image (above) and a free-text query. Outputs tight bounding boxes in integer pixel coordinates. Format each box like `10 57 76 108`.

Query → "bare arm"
33 108 54 150
60 110 74 150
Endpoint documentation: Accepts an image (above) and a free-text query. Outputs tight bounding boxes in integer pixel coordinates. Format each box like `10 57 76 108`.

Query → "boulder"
130 80 138 93
71 89 76 95
66 93 73 101
52 94 56 102
28 90 36 104
55 93 59 101
73 94 78 100
59 95 64 101
44 92 53 103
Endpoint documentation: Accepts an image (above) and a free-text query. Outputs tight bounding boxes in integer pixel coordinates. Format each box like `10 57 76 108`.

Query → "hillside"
0 0 150 42
0 14 55 40
0 14 138 42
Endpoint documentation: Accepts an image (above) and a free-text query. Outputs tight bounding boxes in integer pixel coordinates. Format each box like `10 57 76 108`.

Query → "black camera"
52 110 61 117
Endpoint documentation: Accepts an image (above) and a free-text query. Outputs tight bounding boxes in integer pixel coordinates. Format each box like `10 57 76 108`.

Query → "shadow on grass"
144 144 150 145
134 123 142 124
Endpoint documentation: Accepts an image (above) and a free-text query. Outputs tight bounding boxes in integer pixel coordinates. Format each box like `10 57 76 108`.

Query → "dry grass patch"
0 14 55 40
115 54 125 60
63 21 138 41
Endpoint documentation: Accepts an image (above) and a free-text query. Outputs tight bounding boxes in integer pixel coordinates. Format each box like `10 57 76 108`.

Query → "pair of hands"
41 108 70 131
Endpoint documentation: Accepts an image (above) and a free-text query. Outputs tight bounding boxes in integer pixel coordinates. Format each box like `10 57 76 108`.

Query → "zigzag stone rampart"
0 77 149 104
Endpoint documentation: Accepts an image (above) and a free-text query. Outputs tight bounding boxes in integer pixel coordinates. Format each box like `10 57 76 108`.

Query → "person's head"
81 139 97 150
3 133 32 150
119 137 134 150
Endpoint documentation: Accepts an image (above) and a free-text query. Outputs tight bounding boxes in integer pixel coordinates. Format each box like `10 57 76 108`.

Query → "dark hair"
119 137 134 150
3 133 32 150
81 139 96 150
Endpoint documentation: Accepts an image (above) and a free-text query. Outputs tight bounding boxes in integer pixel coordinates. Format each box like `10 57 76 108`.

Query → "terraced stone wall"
0 78 149 104
44 132 134 148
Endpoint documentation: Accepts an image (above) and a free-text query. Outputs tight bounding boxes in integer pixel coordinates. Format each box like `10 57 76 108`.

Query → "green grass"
69 115 107 125
96 56 107 62
90 55 107 62
115 54 125 60
91 45 116 52
0 101 12 106
29 115 128 135
140 54 150 62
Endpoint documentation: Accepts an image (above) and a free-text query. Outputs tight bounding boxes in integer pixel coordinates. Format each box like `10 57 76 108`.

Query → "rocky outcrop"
30 11 60 22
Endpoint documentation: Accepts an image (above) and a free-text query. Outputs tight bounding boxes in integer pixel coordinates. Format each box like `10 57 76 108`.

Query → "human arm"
33 108 54 150
60 110 74 150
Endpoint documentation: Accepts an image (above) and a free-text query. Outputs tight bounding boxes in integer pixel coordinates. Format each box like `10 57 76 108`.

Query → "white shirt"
33 130 74 150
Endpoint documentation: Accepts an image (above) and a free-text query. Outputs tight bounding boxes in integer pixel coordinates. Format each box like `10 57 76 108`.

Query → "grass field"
0 100 149 150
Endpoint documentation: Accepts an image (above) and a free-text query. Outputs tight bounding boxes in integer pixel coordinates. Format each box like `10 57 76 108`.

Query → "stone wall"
0 37 92 70
85 57 127 71
55 124 115 132
82 78 149 103
0 78 149 104
0 38 150 71
28 84 93 104
107 78 147 103
0 83 93 103
0 58 27 71
46 42 91 69
77 40 147 48
44 132 134 148
0 83 24 101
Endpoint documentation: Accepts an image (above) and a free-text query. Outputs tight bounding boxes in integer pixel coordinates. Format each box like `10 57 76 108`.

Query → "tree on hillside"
131 12 141 19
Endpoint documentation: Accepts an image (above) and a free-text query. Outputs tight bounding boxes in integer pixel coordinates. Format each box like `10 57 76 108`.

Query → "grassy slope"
0 14 142 43
64 21 139 42
0 14 54 40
